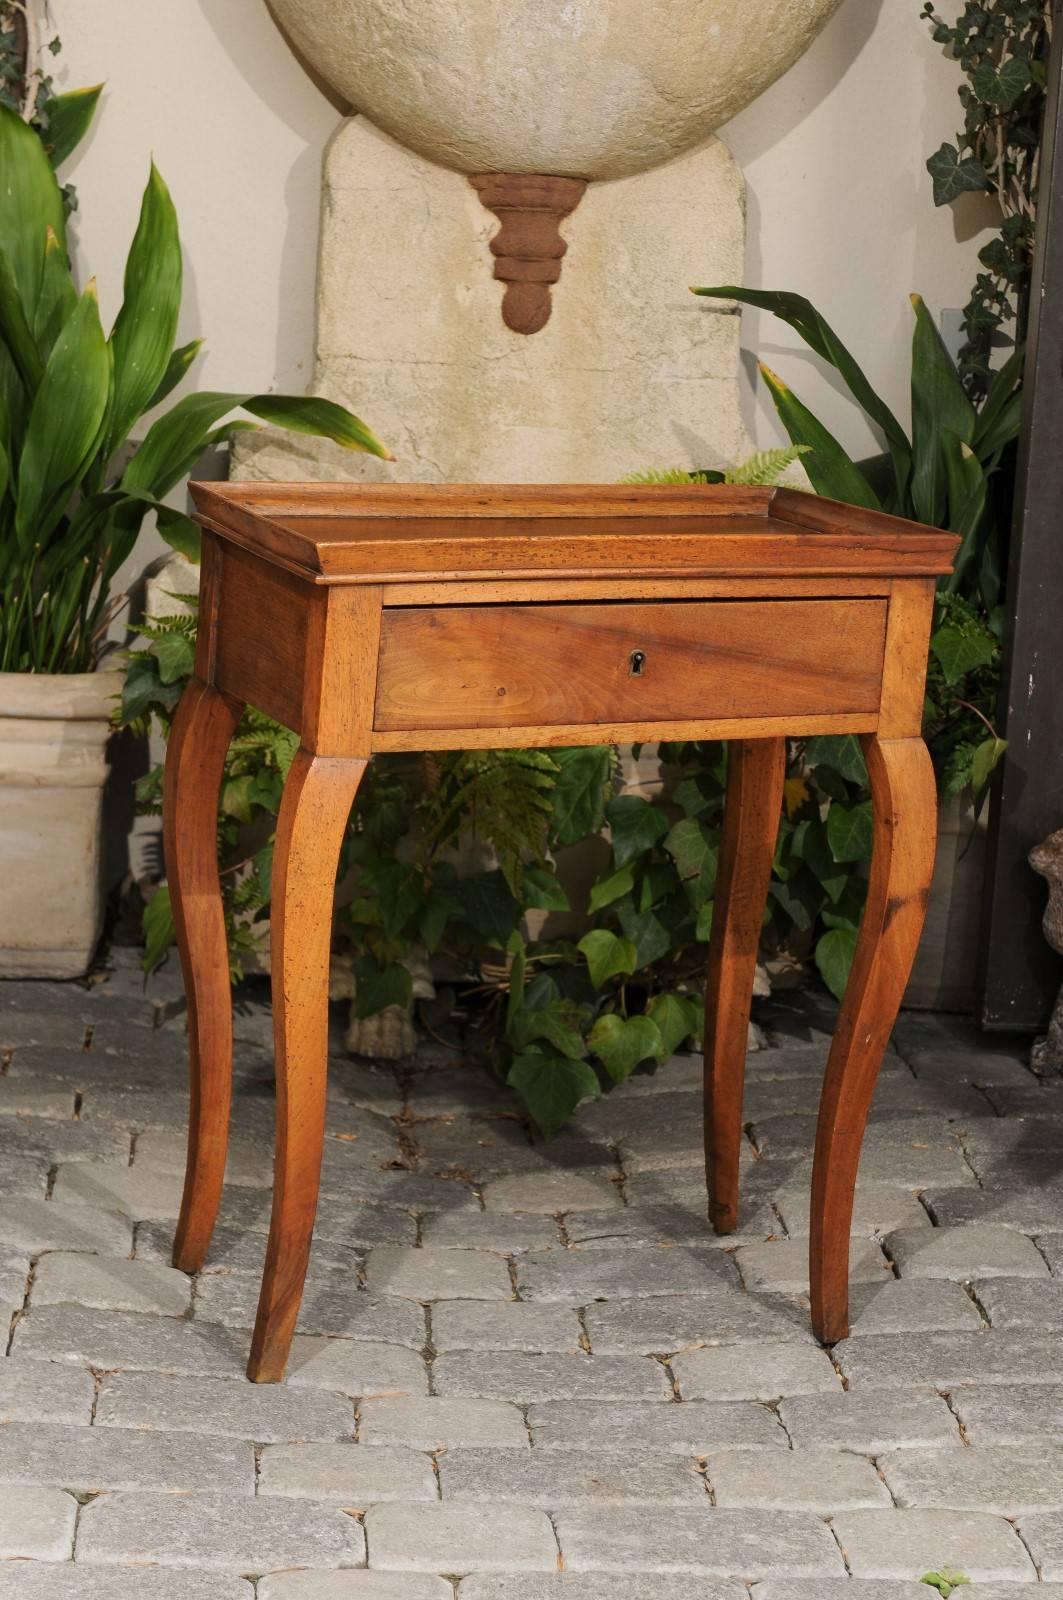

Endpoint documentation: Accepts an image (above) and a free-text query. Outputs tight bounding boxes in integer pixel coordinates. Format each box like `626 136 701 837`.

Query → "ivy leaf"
802 817 850 901
142 885 176 973
551 746 612 845
587 1014 662 1083
663 819 718 901
931 623 997 687
577 929 638 988
616 903 672 969
461 870 521 946
646 992 701 1061
927 142 992 206
827 800 873 864
606 795 668 866
695 900 713 941
815 927 858 1001
804 734 867 786
588 862 635 914
521 863 570 912
355 958 413 1019
510 997 587 1060
151 629 195 685
971 735 1007 798
821 873 867 933
973 54 1032 109
508 1050 600 1138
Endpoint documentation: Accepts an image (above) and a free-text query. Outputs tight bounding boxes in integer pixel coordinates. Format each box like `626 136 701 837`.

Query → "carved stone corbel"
470 172 588 334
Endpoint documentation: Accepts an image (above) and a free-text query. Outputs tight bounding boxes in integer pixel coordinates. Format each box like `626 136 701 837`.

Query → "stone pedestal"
235 118 751 485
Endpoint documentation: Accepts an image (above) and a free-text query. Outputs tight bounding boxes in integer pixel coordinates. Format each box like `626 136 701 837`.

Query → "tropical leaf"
146 338 203 410
33 226 78 365
42 84 104 168
0 102 66 316
693 285 912 492
759 365 883 510
909 293 976 526
15 283 111 550
102 163 183 463
0 244 44 392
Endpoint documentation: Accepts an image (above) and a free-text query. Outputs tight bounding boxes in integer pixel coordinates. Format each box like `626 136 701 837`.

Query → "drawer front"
373 599 887 733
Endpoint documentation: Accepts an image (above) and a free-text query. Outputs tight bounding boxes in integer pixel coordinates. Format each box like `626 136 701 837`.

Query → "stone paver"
887 1223 1050 1280
0 1568 254 1599
366 1502 557 1571
832 1508 1036 1580
360 1395 530 1448
1019 1512 1063 1579
528 1399 786 1453
777 1387 962 1451
259 1441 436 1501
846 1279 984 1335
583 1288 811 1352
0 1195 132 1255
708 1447 890 1510
972 1275 1063 1328
553 1506 844 1576
951 1382 1063 1446
434 1349 670 1401
0 1420 252 1493
439 1447 705 1504
31 1250 191 1315
517 1243 735 1300
431 1298 581 1352
96 1369 355 1442
457 1582 745 1600
195 1276 425 1346
13 1304 248 1375
672 1339 840 1401
76 1491 365 1572
834 1328 1062 1389
286 1335 429 1397
260 1578 447 1600
1 980 1057 1589
51 1161 186 1219
366 1246 514 1300
0 1354 95 1422
0 1483 77 1559
880 1446 1063 1514
736 1238 891 1294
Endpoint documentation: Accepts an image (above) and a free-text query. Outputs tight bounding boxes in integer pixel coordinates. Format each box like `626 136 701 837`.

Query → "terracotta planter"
905 794 988 1012
0 670 123 978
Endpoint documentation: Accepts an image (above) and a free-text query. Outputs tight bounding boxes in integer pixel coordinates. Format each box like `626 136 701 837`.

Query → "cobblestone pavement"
2 964 1063 1597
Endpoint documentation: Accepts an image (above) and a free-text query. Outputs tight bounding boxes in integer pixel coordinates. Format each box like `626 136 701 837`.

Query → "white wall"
52 0 994 478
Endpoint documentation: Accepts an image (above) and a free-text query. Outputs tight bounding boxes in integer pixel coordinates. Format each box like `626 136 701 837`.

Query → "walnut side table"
166 482 956 1382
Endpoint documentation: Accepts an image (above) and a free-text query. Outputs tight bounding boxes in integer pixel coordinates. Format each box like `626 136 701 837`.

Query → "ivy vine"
922 0 1051 395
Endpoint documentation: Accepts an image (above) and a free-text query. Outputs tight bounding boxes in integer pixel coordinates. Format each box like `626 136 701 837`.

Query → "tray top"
190 481 958 585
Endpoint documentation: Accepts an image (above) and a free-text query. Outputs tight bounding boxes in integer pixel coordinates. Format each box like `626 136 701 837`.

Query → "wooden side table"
166 482 956 1382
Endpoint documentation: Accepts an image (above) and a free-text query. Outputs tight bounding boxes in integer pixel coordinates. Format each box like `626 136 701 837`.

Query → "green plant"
922 0 1050 396
0 97 390 673
689 284 1015 806
920 1570 971 1598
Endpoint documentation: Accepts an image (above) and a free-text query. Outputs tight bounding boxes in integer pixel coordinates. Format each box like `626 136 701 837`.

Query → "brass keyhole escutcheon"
629 649 646 677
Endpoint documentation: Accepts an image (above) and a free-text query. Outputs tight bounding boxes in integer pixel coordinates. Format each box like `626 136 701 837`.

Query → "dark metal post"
980 0 1063 1030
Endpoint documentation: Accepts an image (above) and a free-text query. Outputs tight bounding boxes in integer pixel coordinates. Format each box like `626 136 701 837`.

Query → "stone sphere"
269 0 844 179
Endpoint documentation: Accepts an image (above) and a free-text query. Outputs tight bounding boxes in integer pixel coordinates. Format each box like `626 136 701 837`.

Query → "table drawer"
373 598 887 733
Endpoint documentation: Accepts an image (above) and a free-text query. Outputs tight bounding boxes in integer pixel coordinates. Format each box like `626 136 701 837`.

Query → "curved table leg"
810 734 936 1342
704 737 786 1233
248 749 366 1383
166 678 244 1273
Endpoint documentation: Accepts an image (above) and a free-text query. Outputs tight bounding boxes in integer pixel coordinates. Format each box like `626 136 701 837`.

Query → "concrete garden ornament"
268 0 843 331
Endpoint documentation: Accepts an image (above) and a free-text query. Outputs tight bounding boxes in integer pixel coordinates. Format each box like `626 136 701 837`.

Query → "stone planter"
905 794 988 1012
0 670 123 978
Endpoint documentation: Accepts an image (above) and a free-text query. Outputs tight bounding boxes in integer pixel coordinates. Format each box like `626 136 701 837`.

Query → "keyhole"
629 649 646 677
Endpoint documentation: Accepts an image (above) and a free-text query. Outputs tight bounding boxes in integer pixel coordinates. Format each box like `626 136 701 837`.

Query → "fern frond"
619 467 696 485
725 445 810 486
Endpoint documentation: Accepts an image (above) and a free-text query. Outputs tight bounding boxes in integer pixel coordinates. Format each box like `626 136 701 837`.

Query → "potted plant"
0 94 388 977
